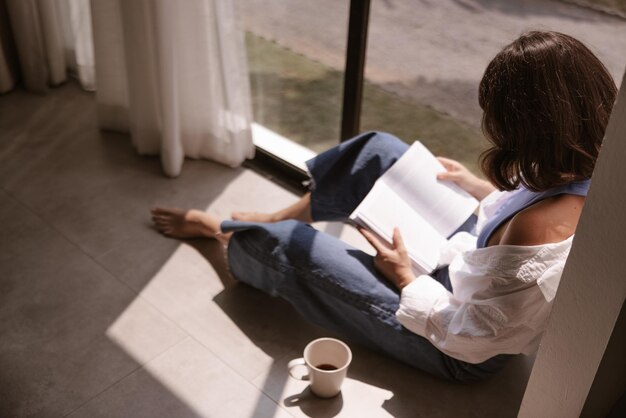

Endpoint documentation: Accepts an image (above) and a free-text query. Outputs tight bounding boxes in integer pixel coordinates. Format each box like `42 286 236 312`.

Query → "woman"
151 31 617 382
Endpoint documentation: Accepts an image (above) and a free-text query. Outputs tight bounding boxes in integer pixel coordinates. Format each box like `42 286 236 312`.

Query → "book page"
351 181 446 273
381 142 478 238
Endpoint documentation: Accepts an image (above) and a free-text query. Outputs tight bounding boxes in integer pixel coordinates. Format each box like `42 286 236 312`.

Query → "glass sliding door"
235 0 350 157
236 0 626 182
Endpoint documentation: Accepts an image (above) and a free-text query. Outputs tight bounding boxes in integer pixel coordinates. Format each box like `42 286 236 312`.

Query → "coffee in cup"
287 337 352 398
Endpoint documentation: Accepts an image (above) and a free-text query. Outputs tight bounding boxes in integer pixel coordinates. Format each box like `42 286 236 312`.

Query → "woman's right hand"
436 157 496 200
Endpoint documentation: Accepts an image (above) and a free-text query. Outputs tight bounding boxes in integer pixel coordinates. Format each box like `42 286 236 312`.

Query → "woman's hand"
357 227 415 290
436 157 496 200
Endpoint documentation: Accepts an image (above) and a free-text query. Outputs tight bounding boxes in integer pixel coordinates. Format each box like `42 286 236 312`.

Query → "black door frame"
246 0 371 193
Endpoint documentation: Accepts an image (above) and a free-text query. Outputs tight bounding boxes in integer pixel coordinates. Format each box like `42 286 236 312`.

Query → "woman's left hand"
357 227 416 290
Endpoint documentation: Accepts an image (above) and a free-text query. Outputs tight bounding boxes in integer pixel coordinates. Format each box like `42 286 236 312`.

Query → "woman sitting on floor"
151 31 617 382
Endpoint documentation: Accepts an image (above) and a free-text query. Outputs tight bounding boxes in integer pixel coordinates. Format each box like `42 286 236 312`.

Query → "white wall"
518 70 626 417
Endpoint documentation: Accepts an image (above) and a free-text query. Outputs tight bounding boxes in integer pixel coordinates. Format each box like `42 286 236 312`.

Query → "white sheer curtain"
91 0 255 177
0 0 254 176
0 0 95 93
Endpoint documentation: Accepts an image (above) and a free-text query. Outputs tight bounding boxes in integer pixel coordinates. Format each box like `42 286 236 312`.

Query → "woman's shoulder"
500 194 585 246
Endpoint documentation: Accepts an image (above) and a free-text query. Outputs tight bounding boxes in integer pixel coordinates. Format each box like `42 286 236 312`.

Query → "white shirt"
395 190 573 364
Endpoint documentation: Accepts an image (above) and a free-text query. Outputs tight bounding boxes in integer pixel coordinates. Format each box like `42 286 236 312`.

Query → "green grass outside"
245 33 487 174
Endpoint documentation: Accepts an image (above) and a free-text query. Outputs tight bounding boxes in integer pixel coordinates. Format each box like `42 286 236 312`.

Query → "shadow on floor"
189 235 534 418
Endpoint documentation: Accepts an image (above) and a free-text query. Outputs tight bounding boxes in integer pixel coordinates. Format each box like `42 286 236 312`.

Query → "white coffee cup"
287 337 352 398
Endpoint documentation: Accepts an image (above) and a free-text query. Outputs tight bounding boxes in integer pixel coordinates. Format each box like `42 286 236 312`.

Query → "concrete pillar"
518 70 626 417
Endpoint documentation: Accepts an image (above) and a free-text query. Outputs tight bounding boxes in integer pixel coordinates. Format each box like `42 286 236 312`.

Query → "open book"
349 141 478 275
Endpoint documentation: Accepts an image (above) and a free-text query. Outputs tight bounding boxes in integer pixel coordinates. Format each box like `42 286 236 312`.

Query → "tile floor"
0 83 533 417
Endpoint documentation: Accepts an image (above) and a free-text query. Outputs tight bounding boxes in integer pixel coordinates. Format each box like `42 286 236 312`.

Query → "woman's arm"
395 271 551 363
436 157 496 200
358 227 416 289
395 241 568 364
358 224 562 364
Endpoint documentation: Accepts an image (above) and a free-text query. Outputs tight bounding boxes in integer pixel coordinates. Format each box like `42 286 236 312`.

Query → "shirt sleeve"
395 266 553 364
395 275 449 337
437 231 476 266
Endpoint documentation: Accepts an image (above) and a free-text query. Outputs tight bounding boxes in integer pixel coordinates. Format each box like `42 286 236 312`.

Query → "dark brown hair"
479 31 617 191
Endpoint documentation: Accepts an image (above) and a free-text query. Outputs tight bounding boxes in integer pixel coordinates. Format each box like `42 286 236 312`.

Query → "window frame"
246 0 371 193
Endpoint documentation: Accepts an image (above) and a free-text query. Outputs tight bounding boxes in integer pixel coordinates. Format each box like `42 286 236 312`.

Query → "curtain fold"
64 0 96 90
0 0 94 93
1 0 254 176
0 0 18 93
92 0 255 177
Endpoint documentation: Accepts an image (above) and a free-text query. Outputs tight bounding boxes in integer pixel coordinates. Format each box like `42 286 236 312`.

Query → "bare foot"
151 207 222 239
231 211 278 223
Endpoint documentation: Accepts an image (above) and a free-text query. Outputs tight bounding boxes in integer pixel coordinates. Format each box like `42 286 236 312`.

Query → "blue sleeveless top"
476 180 591 248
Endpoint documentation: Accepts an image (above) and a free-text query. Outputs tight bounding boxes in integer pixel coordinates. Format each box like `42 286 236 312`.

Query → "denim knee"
305 131 410 221
359 131 409 157
227 226 288 296
225 220 309 296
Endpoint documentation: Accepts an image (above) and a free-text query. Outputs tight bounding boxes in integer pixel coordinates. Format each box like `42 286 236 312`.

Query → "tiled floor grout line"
0 187 198 414
153 317 296 416
2 185 293 417
83 230 296 413
4 161 304 416
248 349 300 418
0 185 194 338
62 337 192 417
82 235 291 414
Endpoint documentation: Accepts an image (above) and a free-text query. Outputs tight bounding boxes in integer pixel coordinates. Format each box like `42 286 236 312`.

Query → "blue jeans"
221 131 511 382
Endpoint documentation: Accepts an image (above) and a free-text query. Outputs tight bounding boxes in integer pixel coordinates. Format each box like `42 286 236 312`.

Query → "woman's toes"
150 207 221 239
